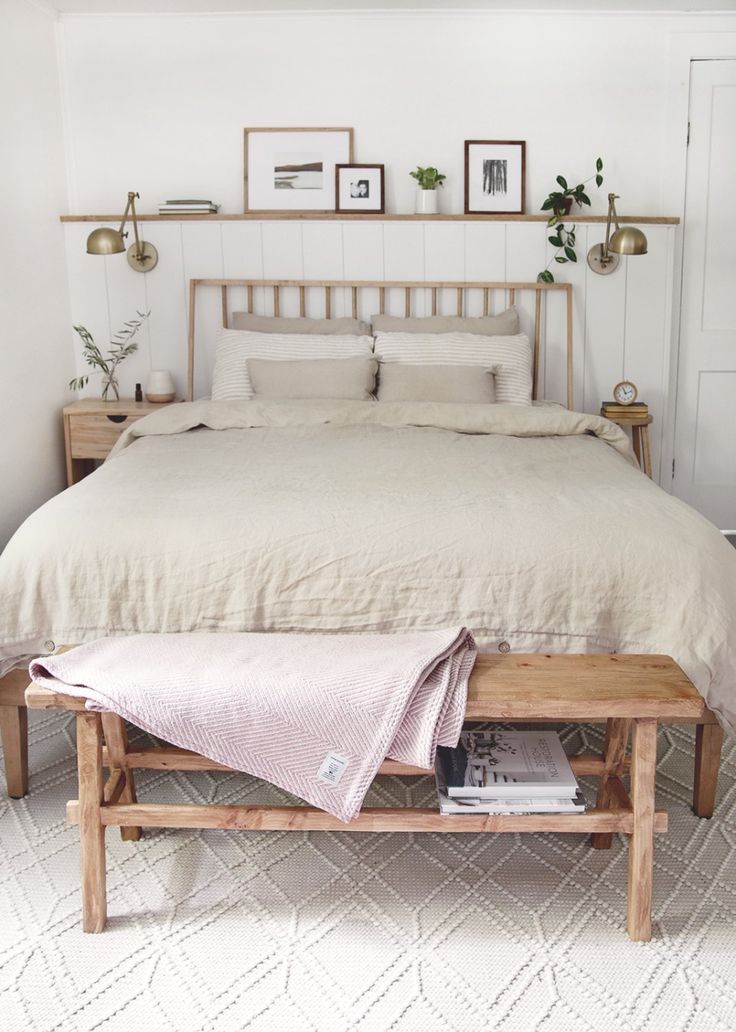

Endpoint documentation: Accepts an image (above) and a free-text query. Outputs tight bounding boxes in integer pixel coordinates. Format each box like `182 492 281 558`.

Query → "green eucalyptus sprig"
537 158 603 283
410 166 446 190
69 311 150 401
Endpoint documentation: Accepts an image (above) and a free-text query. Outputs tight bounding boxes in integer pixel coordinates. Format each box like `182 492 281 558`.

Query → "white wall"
58 10 736 216
0 0 73 548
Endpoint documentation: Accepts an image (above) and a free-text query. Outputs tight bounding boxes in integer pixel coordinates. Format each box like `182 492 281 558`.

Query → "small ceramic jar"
145 370 176 403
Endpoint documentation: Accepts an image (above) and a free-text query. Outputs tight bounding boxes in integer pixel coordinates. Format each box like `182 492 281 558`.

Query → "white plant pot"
145 369 176 403
416 189 438 215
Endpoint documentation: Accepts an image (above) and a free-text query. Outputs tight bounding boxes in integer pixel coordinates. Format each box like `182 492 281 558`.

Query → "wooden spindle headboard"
187 279 574 407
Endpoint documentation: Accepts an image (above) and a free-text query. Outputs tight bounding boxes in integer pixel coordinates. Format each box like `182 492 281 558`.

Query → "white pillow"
211 329 375 400
373 331 533 405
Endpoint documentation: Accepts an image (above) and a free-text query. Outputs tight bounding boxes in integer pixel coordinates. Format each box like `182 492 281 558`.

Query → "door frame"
661 34 736 494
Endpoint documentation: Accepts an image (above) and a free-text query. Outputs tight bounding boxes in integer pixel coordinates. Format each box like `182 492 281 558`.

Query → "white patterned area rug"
1 712 735 1032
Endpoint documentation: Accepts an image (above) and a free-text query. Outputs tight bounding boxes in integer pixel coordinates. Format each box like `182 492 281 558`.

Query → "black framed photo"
335 164 385 214
464 140 526 215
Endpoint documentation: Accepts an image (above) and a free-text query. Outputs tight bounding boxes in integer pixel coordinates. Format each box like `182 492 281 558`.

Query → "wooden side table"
602 412 654 478
63 399 167 486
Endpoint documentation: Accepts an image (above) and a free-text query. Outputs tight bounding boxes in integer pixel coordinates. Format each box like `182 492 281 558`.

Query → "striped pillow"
373 331 533 405
211 329 375 400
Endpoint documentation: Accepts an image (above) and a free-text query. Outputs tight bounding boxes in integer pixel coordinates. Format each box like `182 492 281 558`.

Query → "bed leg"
0 704 29 799
77 711 107 933
101 713 141 842
693 720 723 818
591 716 631 850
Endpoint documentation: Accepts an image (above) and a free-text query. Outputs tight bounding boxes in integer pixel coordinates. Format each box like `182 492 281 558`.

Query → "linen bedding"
2 399 735 733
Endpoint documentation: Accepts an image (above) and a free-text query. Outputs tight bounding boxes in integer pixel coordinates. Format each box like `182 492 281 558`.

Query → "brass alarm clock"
612 380 638 405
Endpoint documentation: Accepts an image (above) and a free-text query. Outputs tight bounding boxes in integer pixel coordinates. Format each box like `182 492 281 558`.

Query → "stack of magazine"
435 730 585 815
158 199 219 214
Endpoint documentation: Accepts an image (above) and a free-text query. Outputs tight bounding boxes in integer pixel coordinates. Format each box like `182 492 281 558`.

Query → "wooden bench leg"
0 704 29 799
101 713 141 842
77 711 107 933
693 721 724 818
591 717 630 850
627 718 657 942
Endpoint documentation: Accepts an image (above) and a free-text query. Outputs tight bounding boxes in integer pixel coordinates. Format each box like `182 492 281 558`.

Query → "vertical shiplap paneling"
102 240 149 402
261 221 304 290
622 226 670 480
139 223 188 401
464 223 507 316
221 221 265 319
383 222 425 314
181 222 224 399
64 224 110 396
542 224 588 407
583 235 627 415
342 222 384 321
424 222 465 316
302 221 346 316
505 222 547 352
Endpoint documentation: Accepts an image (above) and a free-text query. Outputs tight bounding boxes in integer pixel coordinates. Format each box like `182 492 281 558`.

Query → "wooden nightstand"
600 409 653 478
63 399 166 486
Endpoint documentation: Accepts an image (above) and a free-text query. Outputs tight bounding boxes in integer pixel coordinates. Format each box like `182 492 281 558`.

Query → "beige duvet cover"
2 400 735 733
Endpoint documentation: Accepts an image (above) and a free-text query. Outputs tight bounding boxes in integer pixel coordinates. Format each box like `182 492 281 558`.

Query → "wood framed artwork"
243 128 354 213
464 140 526 215
335 164 385 214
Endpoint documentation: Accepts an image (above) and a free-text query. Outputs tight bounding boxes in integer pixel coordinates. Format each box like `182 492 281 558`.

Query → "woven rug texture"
1 711 735 1032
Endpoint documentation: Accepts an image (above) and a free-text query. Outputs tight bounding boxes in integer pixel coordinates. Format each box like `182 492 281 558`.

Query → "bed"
1 279 733 811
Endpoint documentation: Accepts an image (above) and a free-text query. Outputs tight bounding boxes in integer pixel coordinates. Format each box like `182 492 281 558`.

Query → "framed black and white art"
335 164 385 214
243 128 354 213
464 140 526 215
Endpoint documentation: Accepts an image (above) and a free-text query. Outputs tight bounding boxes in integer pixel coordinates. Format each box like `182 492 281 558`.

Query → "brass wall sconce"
586 193 648 275
86 191 158 273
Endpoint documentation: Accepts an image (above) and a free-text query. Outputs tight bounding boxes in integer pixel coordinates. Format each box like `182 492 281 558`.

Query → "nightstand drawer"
68 413 140 459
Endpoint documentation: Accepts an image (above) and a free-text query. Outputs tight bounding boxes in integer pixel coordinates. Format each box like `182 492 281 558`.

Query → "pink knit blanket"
29 629 476 822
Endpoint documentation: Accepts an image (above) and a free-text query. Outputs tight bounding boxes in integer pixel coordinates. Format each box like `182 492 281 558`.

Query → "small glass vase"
101 375 120 402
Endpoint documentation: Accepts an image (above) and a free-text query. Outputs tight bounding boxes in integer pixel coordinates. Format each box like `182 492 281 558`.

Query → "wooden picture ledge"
60 212 680 224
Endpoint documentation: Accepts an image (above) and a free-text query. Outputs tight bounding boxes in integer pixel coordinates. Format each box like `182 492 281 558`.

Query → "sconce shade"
86 227 126 255
609 225 648 255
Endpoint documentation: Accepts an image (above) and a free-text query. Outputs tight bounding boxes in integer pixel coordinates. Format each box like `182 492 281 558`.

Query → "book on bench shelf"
435 730 585 815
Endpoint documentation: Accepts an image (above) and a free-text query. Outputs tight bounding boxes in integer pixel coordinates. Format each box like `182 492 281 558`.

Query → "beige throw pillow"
232 313 372 336
370 307 519 336
247 356 378 400
377 363 498 403
373 331 533 405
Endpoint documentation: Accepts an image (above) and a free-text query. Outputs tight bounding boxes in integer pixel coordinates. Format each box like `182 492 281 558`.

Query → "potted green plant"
537 158 603 283
409 166 447 215
69 311 150 401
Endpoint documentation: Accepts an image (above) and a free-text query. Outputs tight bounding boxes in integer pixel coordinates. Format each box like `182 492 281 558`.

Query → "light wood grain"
61 213 680 225
63 400 169 486
627 718 658 941
693 721 725 818
591 717 631 849
76 712 107 933
63 800 668 835
101 713 141 842
0 704 28 798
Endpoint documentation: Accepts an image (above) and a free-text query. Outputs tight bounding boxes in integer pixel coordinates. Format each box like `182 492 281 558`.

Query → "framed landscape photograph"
464 140 526 215
335 164 385 214
244 128 354 212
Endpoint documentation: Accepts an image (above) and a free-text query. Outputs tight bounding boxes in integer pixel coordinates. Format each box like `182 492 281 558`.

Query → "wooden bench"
24 652 716 941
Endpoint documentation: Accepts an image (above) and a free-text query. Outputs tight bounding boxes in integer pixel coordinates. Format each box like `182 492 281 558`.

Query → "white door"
673 59 736 530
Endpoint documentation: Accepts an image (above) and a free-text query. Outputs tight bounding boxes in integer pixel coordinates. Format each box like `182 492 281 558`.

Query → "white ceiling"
39 0 736 14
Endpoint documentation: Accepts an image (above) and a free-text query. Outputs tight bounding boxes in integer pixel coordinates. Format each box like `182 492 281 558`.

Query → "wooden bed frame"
0 278 725 825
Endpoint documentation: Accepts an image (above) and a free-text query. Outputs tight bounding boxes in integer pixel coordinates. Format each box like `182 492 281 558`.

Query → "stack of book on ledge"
600 401 649 419
158 199 220 214
435 730 585 815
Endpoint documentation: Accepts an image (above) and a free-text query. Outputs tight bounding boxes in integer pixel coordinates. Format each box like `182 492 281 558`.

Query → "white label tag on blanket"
317 752 349 787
